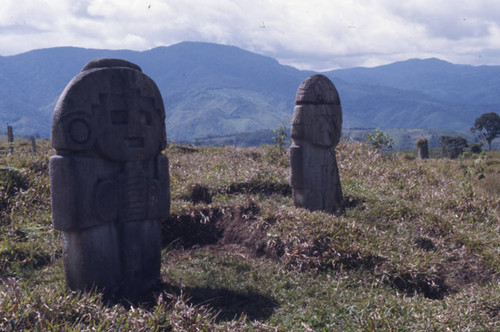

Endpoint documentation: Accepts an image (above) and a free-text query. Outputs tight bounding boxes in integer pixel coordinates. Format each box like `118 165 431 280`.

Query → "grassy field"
0 139 498 330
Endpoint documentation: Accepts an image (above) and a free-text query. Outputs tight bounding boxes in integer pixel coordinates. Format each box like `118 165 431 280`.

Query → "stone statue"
49 58 170 298
416 138 429 159
289 74 343 213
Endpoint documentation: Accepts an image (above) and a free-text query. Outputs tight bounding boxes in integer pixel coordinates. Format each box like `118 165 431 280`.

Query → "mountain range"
1 41 499 141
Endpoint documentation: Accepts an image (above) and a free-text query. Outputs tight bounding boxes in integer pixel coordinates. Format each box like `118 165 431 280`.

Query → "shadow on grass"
165 283 277 322
118 281 277 322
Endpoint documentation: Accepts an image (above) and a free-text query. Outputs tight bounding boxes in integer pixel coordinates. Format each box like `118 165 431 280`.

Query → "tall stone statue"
289 74 343 213
49 59 170 298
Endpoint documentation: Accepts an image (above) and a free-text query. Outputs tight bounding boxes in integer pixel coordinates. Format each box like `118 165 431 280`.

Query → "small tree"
471 112 500 150
365 128 394 151
272 123 288 151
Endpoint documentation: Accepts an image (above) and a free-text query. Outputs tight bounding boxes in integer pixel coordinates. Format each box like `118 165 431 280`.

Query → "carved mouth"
125 137 145 148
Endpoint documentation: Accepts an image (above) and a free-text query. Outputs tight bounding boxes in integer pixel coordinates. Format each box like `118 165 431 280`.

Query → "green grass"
0 135 30 143
0 140 498 330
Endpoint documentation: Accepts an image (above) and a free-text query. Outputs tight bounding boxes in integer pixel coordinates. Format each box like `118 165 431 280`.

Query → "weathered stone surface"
49 58 170 298
289 75 343 213
416 138 429 159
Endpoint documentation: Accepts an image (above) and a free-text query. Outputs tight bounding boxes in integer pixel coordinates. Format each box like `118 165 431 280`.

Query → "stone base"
62 220 161 299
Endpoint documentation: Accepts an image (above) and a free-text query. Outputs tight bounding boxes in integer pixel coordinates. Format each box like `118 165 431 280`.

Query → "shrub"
441 135 468 159
469 142 483 154
364 129 394 151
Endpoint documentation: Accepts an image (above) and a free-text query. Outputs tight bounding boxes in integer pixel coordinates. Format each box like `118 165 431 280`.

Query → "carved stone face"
312 106 336 147
291 104 342 147
295 74 340 106
96 90 164 162
51 60 166 161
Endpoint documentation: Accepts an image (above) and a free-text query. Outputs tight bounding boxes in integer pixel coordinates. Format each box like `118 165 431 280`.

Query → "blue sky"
1 0 500 70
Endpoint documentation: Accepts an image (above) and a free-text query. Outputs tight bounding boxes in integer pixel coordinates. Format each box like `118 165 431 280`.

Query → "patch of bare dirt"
224 181 291 196
444 247 497 291
391 273 449 300
162 202 283 259
186 184 212 204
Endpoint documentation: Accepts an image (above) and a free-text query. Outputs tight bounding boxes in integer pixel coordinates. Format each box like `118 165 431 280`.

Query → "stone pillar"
7 125 13 154
289 75 343 213
31 136 37 154
49 58 170 298
416 138 429 159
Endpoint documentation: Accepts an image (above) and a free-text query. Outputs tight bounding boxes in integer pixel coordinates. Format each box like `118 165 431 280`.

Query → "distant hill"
326 58 500 130
0 42 499 141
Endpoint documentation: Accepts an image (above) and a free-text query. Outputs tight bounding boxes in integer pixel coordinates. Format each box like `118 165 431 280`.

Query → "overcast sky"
1 0 500 70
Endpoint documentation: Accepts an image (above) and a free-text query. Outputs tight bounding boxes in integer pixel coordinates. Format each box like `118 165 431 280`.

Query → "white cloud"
0 0 499 70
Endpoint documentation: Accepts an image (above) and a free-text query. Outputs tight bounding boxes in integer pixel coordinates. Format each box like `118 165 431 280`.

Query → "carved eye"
111 110 128 124
68 119 90 143
139 110 152 125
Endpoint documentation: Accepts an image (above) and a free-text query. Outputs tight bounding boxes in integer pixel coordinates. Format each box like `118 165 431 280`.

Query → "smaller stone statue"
289 74 343 213
416 138 429 159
